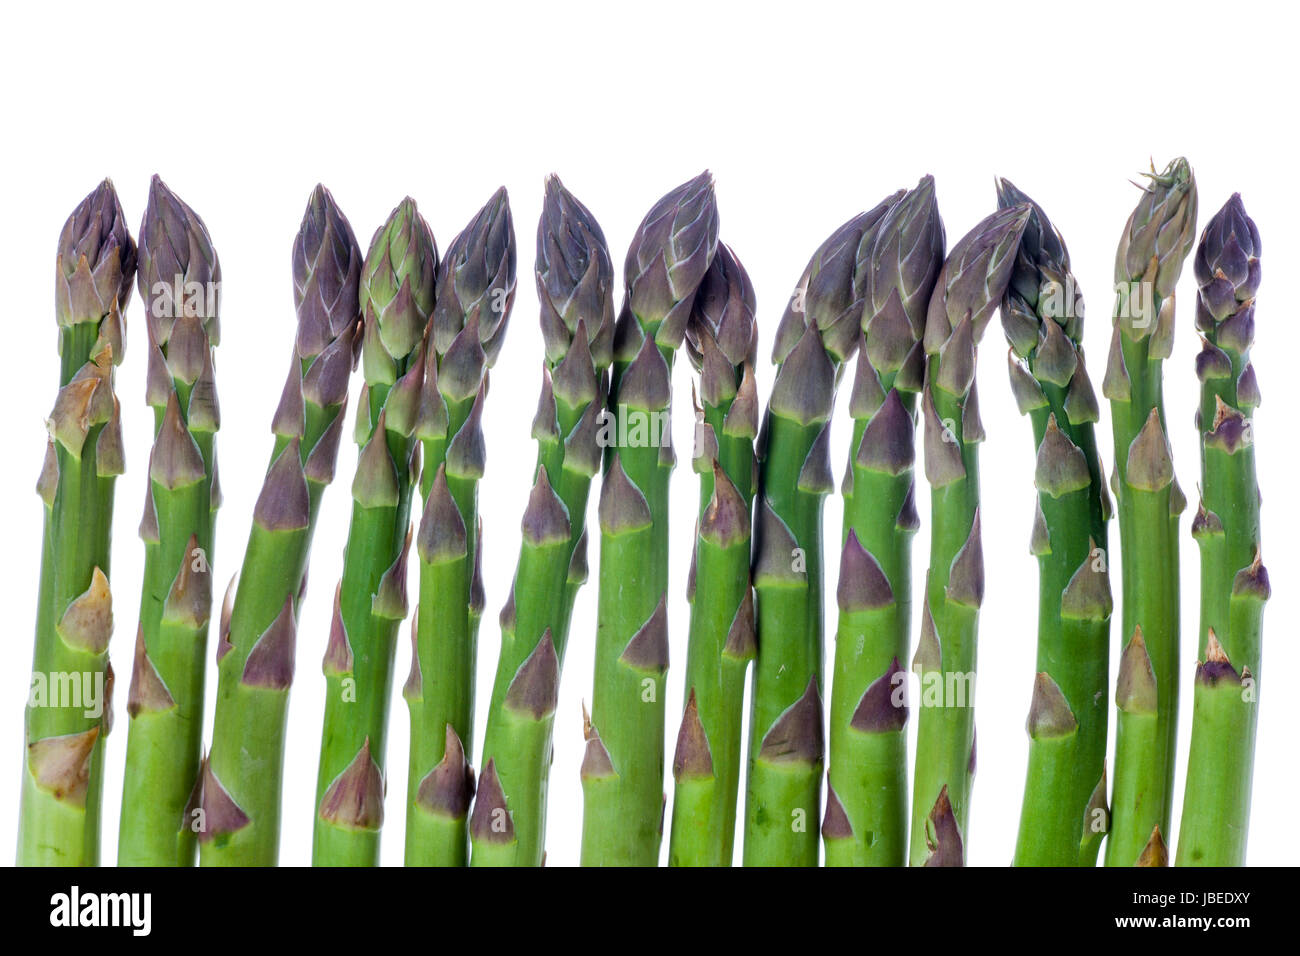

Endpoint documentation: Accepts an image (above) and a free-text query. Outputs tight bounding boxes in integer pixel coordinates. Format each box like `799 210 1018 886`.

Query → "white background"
2 0 1295 867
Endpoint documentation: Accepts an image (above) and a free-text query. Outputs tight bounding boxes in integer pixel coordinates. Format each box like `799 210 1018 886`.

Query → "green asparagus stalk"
19 181 135 866
909 205 1030 866
1177 195 1268 866
580 173 719 867
1103 159 1197 867
997 181 1113 867
402 188 516 867
313 196 442 866
668 244 759 867
745 194 899 867
471 177 613 867
119 178 222 866
199 185 361 866
825 177 943 867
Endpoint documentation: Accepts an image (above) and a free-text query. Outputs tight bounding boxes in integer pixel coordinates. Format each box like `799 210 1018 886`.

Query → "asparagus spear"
1103 159 1197 867
471 177 612 867
668 244 759 867
1177 195 1269 866
19 181 135 866
744 193 900 867
119 178 222 866
403 188 516 866
199 186 361 866
580 173 718 867
909 205 1030 866
996 181 1113 867
313 196 441 866
825 177 944 867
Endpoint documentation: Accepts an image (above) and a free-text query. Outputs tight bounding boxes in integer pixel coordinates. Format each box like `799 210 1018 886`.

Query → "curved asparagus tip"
1115 157 1198 296
866 174 946 348
537 175 615 368
685 242 758 373
925 204 1031 352
137 176 222 347
625 170 719 345
434 187 517 363
55 179 138 340
775 191 902 366
293 184 363 359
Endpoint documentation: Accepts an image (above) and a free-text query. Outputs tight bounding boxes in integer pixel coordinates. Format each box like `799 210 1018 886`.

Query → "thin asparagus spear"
996 181 1113 867
19 180 135 866
313 196 441 866
1177 194 1269 866
119 178 222 866
1103 159 1197 867
668 244 759 867
471 177 613 867
909 205 1030 866
826 177 943 867
580 173 719 867
402 188 516 866
199 186 360 866
744 193 900 867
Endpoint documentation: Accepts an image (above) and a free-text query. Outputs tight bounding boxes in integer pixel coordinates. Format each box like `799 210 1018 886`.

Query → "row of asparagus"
19 161 1266 866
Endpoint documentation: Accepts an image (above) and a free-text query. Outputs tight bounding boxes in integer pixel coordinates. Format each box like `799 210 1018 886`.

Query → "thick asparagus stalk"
825 178 943 867
1103 159 1197 867
313 197 441 866
1177 195 1269 866
668 244 759 867
997 181 1113 867
199 186 361 866
19 181 135 866
471 177 612 867
119 178 222 866
909 205 1030 866
403 189 516 866
580 173 718 867
744 194 899 867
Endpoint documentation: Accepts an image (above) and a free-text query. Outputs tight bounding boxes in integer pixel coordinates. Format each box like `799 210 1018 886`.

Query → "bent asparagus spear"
997 181 1112 867
119 178 222 866
826 177 943 867
1177 194 1268 867
199 185 361 866
20 180 135 867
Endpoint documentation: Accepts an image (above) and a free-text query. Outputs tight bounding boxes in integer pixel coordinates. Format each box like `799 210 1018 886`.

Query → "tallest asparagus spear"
997 181 1112 867
200 186 361 866
1103 158 1196 867
581 173 718 866
19 181 135 866
119 178 222 866
909 204 1029 866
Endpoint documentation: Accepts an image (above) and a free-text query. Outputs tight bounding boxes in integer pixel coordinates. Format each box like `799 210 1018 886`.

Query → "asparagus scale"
20 181 135 866
199 186 361 866
119 178 222 866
